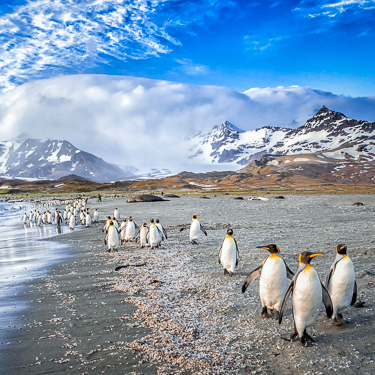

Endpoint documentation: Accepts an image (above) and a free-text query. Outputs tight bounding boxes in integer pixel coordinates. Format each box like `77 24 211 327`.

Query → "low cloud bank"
0 75 374 172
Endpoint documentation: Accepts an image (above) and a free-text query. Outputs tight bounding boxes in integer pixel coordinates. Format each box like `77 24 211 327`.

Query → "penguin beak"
256 245 270 250
309 253 323 258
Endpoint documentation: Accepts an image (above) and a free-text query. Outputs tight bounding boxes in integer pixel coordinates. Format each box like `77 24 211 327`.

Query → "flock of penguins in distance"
21 197 358 347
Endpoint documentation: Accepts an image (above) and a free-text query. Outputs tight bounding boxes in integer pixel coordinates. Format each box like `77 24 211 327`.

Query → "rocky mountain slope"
0 137 133 182
188 106 375 166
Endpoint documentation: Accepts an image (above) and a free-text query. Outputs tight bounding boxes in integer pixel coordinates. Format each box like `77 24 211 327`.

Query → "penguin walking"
326 244 357 325
279 252 333 346
242 244 294 319
155 219 167 241
190 215 207 244
218 229 240 276
106 221 119 252
139 223 149 248
148 219 162 248
21 213 28 224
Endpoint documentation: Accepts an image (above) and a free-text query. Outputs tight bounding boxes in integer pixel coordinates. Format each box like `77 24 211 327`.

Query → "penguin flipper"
234 238 240 266
321 282 333 318
242 265 263 293
200 224 207 236
325 267 334 289
279 280 294 324
218 239 225 264
284 260 294 280
350 280 357 306
162 226 168 240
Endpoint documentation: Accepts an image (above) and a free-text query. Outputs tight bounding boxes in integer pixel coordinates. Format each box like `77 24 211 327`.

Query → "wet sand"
1 195 375 374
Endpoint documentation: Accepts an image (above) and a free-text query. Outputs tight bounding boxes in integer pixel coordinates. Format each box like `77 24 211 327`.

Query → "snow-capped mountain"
0 138 133 182
188 107 375 165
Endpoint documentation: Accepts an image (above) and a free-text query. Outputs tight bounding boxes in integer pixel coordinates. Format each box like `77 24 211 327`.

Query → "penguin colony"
21 200 358 348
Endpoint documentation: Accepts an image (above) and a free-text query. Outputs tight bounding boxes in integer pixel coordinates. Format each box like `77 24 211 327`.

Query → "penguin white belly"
114 211 119 219
125 223 135 240
259 256 287 311
328 257 355 315
293 267 322 336
107 227 119 250
86 215 91 227
149 226 160 247
190 221 200 241
93 212 99 222
140 229 148 246
156 223 165 240
220 238 237 273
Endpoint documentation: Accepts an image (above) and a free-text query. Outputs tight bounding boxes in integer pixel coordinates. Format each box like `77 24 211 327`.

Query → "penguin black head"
112 217 116 220
192 215 199 219
256 244 280 254
107 216 111 219
129 216 133 221
298 251 323 264
336 244 347 255
109 221 113 226
226 228 233 236
150 218 154 223
156 219 160 223
143 223 147 227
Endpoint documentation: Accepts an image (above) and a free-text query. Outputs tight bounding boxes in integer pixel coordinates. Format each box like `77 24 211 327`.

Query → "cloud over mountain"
0 75 374 172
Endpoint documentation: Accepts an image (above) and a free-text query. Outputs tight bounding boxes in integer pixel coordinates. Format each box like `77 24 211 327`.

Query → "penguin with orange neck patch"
279 252 333 346
326 244 357 325
242 244 294 319
218 229 239 276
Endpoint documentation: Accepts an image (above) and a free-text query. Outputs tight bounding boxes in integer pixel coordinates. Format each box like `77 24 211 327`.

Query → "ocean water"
0 202 77 338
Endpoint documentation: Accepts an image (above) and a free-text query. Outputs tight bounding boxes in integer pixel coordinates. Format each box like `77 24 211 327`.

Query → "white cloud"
0 75 374 172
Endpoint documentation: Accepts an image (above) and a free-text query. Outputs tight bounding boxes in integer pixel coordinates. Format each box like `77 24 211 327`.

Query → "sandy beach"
1 194 375 374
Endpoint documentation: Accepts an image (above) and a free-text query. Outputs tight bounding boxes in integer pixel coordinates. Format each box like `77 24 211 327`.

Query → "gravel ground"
2 194 375 374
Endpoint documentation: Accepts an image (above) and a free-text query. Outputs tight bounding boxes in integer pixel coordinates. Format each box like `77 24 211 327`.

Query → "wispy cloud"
175 59 210 75
244 35 284 51
0 0 230 92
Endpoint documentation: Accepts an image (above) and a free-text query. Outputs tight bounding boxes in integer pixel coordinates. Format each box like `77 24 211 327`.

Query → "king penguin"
218 229 239 276
106 221 119 252
242 244 294 319
326 244 357 325
93 209 99 223
190 215 207 244
279 252 333 346
125 216 138 241
139 223 149 248
149 219 162 248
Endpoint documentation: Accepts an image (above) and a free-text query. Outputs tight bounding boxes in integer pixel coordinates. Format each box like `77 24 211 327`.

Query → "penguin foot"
274 310 280 321
261 306 268 318
224 269 229 275
229 271 233 277
303 330 314 342
300 336 310 347
191 240 197 245
333 315 346 325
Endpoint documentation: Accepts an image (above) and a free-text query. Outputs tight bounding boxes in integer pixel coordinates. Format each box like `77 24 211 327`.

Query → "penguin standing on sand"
106 221 119 252
190 215 207 244
119 219 127 244
125 216 138 242
69 213 76 230
85 211 92 227
93 209 99 223
279 252 333 346
326 244 357 325
155 219 167 241
148 219 162 248
218 229 240 276
114 208 120 220
139 223 149 248
242 244 294 319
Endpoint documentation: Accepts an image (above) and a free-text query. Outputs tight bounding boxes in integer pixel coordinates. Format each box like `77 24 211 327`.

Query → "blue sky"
0 0 374 97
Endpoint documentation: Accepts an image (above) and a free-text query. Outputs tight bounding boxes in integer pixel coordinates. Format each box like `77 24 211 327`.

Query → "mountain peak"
314 105 346 119
219 121 245 133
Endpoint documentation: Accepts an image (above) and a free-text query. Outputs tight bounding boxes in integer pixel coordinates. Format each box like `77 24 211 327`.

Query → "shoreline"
1 195 375 374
